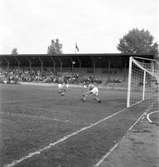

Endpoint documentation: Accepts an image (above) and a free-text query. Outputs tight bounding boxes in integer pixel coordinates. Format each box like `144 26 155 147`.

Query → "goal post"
127 56 159 108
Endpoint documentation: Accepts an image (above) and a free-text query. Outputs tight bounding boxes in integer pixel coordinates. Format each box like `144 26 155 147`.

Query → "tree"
11 48 18 55
117 28 158 57
47 39 63 55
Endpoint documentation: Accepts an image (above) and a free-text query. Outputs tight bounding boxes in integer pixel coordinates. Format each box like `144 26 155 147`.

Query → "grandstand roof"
0 53 154 68
0 53 155 57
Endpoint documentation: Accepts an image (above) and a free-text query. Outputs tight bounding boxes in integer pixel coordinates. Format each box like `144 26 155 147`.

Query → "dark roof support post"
70 57 74 72
29 60 32 71
50 57 56 73
91 57 96 74
77 57 82 72
60 62 63 73
57 57 63 73
71 61 74 72
26 57 32 71
107 60 111 82
3 57 10 71
39 57 43 72
15 57 21 70
7 62 10 71
124 60 127 81
108 60 111 72
93 62 96 74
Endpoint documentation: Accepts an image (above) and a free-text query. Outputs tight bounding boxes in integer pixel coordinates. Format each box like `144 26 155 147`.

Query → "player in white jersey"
82 81 101 103
57 76 68 96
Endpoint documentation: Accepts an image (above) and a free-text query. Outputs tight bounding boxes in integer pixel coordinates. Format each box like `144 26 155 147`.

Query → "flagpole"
75 42 79 55
75 42 76 55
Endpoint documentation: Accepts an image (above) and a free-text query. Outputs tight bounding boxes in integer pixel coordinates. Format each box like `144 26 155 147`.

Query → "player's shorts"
58 84 65 93
58 84 63 89
90 87 99 96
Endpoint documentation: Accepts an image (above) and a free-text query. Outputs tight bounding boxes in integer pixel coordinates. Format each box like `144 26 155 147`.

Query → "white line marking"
94 104 153 167
4 108 127 167
0 100 29 104
0 111 71 124
127 112 147 131
94 142 119 167
127 100 142 108
147 111 159 123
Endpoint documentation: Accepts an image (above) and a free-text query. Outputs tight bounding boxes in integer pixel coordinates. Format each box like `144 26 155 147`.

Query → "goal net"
127 56 159 108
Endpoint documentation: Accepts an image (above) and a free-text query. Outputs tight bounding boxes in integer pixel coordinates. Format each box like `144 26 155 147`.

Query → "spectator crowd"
0 68 91 84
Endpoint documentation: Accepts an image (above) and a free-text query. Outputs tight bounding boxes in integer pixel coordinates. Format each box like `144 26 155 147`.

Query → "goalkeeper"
82 81 101 103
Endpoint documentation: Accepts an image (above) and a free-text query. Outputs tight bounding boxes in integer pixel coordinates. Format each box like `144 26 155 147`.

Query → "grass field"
0 84 153 167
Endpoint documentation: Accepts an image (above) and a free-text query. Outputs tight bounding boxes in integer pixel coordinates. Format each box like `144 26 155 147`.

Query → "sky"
0 0 158 54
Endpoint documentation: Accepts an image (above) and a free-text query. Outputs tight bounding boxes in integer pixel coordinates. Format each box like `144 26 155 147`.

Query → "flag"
75 43 79 52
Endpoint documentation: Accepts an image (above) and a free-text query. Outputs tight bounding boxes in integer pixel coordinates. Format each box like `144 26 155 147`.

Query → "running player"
82 81 101 103
57 76 68 96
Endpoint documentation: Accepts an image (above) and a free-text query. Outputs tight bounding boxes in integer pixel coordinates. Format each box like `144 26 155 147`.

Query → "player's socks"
98 99 101 103
61 92 65 96
81 98 86 102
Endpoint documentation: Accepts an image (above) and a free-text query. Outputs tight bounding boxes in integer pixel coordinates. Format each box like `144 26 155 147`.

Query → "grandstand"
0 53 154 86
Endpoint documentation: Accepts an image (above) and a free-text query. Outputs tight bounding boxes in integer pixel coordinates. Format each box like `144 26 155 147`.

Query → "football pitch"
0 84 152 167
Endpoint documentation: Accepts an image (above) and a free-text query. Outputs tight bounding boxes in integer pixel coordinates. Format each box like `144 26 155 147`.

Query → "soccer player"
57 76 69 96
82 81 101 103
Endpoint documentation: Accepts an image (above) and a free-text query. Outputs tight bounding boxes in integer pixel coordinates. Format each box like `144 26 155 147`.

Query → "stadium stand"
0 53 154 87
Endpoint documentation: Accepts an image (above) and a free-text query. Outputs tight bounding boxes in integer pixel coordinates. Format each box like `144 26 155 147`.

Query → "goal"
127 56 159 108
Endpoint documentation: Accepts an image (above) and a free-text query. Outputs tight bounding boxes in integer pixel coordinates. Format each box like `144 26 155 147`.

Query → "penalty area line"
4 108 127 167
147 111 159 123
